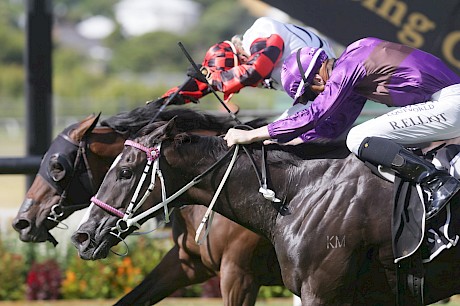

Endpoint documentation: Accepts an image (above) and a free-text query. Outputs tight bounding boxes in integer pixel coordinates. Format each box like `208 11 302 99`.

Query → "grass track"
0 298 295 306
0 297 459 305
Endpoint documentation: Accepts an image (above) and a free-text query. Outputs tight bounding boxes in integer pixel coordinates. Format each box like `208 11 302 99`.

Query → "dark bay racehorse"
12 103 286 305
71 112 460 305
12 114 124 244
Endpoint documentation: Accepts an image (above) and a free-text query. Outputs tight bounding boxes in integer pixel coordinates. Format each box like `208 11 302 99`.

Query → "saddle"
390 139 460 305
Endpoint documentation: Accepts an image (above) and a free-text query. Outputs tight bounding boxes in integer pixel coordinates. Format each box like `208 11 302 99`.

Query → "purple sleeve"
300 93 366 142
268 61 367 143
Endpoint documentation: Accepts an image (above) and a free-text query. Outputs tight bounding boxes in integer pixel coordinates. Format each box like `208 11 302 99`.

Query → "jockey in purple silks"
224 37 460 220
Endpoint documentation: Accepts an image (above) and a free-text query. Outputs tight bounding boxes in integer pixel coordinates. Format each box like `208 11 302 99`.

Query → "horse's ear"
152 116 180 143
70 113 101 142
87 112 101 133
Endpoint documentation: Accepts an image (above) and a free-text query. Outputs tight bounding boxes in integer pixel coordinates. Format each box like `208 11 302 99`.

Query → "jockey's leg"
357 136 460 220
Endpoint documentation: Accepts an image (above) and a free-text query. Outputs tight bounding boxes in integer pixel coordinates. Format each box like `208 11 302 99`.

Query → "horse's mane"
164 132 351 175
101 99 238 137
158 115 351 169
102 97 273 139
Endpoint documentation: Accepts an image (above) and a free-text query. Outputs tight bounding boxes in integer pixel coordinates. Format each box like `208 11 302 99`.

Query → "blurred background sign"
262 0 460 75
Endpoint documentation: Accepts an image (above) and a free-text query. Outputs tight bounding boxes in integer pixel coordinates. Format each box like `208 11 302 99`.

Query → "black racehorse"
71 110 460 305
12 102 290 306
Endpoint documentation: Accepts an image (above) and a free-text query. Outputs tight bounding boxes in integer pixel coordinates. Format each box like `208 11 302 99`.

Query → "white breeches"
346 84 460 155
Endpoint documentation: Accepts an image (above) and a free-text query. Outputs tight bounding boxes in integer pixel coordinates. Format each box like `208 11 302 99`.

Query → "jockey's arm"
207 34 284 95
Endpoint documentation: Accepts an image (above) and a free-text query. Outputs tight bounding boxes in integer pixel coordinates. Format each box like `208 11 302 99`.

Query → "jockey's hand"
224 128 253 147
186 64 210 84
224 126 271 147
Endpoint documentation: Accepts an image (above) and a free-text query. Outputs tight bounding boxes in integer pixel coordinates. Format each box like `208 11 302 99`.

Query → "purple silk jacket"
268 37 460 143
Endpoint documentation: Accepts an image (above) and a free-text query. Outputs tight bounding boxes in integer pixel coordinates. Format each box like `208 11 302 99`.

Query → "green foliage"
54 0 115 22
53 47 87 75
126 235 175 276
193 1 256 44
103 23 125 49
0 24 24 65
258 285 292 299
61 256 140 299
61 235 174 300
106 1 257 74
0 0 277 119
0 1 23 27
0 225 296 301
192 0 217 7
53 66 104 100
109 31 187 73
0 237 27 300
0 64 24 97
183 1 256 63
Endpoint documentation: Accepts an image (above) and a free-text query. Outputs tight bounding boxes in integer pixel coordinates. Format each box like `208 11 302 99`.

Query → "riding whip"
148 76 193 124
178 42 276 203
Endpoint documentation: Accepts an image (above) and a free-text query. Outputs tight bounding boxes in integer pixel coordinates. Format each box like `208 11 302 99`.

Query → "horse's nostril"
13 219 30 231
74 232 90 245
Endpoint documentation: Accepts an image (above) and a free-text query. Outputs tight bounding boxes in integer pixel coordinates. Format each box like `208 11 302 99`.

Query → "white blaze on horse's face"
78 203 95 228
77 153 123 229
109 153 123 171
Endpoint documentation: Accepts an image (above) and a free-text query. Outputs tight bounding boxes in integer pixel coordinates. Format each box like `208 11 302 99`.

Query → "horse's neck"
198 153 372 239
166 152 274 238
171 139 362 240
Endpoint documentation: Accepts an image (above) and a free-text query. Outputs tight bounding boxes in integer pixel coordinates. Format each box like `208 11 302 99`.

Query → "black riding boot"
358 137 460 220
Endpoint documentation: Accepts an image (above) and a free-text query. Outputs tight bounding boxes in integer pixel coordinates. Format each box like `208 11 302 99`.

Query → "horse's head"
71 118 191 259
12 114 124 244
72 114 232 260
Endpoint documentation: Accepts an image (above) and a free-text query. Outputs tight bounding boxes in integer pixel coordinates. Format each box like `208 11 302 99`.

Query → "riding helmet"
202 40 239 72
281 47 328 104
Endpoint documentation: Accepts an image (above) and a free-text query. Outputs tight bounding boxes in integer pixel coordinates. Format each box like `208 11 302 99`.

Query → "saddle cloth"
392 144 460 263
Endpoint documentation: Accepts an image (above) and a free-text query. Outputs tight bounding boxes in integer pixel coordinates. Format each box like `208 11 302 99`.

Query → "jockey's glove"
186 64 211 84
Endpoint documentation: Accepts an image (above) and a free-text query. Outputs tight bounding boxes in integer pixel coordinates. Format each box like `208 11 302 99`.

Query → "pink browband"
124 139 160 161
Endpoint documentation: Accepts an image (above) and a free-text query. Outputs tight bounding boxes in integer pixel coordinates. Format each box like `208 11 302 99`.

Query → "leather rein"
91 137 280 244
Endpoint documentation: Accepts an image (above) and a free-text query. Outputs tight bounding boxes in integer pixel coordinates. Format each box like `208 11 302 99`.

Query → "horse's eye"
119 168 133 179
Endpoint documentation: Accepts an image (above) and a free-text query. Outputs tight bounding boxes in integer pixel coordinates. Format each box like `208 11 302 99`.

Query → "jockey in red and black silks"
162 17 335 106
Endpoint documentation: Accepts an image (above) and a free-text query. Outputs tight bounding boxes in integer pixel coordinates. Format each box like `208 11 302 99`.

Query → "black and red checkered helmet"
202 40 239 72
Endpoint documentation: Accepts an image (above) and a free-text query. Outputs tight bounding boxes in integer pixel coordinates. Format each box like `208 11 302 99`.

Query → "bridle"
38 131 96 224
91 137 280 245
91 139 236 240
91 139 169 237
